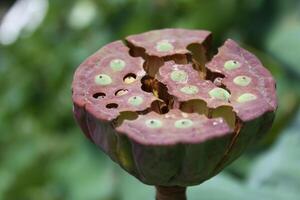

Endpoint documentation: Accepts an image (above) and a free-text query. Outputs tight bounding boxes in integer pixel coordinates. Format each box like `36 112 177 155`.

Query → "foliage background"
0 0 300 199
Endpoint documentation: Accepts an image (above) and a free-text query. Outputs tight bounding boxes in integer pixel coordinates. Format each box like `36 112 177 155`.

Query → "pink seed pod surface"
72 28 277 186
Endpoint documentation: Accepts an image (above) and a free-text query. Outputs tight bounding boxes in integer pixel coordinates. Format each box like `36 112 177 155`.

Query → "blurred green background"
0 0 300 199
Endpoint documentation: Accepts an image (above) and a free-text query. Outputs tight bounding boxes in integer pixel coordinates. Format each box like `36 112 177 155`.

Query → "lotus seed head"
110 59 126 71
233 75 251 86
145 119 163 128
224 60 241 70
128 96 144 106
180 85 199 95
95 74 112 85
237 93 257 103
170 70 188 82
156 40 174 52
209 87 231 101
174 119 193 128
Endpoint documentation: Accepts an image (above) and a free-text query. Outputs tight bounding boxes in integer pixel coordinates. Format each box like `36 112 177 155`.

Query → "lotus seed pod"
72 29 277 191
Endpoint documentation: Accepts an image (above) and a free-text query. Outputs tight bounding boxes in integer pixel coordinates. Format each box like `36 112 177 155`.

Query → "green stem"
155 186 187 200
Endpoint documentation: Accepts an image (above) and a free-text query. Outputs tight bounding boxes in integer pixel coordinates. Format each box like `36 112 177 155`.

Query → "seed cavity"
174 119 193 128
95 74 112 85
145 119 162 128
237 93 257 103
110 59 126 71
170 70 188 82
156 40 174 52
115 89 129 96
224 60 241 70
180 85 199 95
123 73 137 84
209 88 231 101
106 103 119 109
233 75 251 86
128 96 143 106
93 92 106 99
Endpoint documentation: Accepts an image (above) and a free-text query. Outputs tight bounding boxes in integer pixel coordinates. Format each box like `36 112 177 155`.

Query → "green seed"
156 40 174 52
224 60 241 70
233 75 251 86
209 88 231 101
174 119 193 128
95 74 112 85
145 119 162 128
237 93 257 103
180 85 199 95
128 96 143 106
171 70 188 82
110 59 126 71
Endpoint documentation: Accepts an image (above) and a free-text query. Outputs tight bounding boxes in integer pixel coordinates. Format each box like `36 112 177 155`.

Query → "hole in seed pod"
113 111 138 127
187 43 210 79
106 103 119 109
206 69 225 83
209 106 236 129
180 99 209 116
93 92 106 99
141 75 158 93
143 56 164 77
115 89 129 96
151 100 169 114
123 73 137 84
141 75 173 109
125 40 146 58
164 54 189 64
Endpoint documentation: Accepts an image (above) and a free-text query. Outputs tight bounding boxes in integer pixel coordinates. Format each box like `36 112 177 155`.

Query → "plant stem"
155 186 187 200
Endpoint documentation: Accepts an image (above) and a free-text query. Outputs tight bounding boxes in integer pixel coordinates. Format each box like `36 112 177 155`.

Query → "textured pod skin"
72 29 277 186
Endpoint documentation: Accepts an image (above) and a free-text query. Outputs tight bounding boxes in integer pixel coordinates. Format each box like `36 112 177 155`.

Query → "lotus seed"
124 75 136 84
224 60 241 70
145 119 162 128
233 75 251 86
180 85 199 95
95 74 112 85
115 89 128 96
156 40 174 52
209 88 231 101
171 70 188 82
128 96 144 106
174 119 193 128
110 59 126 71
237 93 257 103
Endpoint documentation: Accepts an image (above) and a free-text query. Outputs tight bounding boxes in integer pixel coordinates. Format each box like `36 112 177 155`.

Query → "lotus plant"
72 29 277 200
